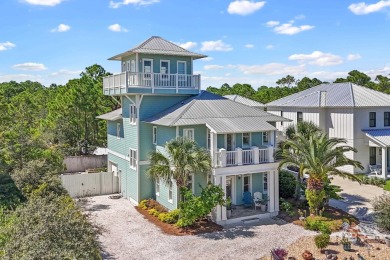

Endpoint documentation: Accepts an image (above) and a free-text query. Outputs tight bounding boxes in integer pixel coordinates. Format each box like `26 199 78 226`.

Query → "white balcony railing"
103 72 201 92
214 146 274 168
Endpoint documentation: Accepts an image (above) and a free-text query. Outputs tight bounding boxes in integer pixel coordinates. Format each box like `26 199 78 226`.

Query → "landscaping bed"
135 199 222 236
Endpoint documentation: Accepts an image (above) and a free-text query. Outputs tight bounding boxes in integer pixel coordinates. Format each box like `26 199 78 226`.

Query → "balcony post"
151 73 155 93
252 146 259 164
236 147 243 166
176 74 178 93
219 148 226 167
268 146 274 163
125 71 128 88
210 132 217 167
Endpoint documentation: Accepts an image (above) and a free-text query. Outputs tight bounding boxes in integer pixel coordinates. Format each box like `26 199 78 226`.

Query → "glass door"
143 59 152 87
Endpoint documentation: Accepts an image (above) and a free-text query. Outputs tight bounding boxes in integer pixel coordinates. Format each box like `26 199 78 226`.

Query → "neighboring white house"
224 95 265 109
267 82 390 179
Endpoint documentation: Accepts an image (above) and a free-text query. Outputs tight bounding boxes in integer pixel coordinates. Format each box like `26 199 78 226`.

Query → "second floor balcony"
214 146 274 168
103 72 201 95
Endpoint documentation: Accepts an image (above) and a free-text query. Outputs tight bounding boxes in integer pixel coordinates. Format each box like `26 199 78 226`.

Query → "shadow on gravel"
339 193 370 205
101 248 117 260
199 225 256 240
77 198 111 212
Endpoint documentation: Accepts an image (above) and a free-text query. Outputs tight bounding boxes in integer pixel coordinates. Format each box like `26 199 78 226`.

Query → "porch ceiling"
363 129 390 147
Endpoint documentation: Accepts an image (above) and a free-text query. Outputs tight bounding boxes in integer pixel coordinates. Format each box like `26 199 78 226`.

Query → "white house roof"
144 91 289 133
108 36 207 61
266 82 390 108
362 129 390 147
96 108 122 121
224 95 265 107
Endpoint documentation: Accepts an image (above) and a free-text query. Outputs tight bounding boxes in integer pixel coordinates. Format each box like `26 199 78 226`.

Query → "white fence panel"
61 172 119 197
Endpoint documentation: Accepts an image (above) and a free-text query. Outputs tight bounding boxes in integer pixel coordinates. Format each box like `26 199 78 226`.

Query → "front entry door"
226 134 234 151
143 59 152 87
226 176 235 204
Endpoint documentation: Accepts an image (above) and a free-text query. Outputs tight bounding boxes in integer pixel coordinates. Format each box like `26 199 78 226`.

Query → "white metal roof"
362 129 390 147
144 91 289 133
267 83 390 108
224 95 265 107
108 36 207 60
96 108 122 121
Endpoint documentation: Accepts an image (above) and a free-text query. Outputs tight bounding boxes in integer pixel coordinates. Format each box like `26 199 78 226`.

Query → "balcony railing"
214 146 274 168
103 72 201 92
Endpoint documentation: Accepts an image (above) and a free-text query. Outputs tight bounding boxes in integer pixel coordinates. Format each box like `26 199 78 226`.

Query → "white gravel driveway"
82 195 314 260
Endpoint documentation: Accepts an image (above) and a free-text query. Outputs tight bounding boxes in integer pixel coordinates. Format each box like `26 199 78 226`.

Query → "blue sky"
1 0 390 88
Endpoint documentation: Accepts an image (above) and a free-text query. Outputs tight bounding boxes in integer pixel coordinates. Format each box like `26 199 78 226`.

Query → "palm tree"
277 121 321 200
278 129 363 214
147 137 211 190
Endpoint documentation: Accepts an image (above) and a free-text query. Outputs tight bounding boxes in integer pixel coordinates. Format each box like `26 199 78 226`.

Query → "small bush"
158 209 180 224
148 208 160 217
314 234 330 250
318 222 331 235
280 198 295 216
304 216 340 233
279 170 297 199
384 180 390 191
139 200 148 210
372 194 390 232
148 199 168 213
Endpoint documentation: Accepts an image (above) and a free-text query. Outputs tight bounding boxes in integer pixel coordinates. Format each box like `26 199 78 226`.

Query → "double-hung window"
152 126 157 145
168 180 173 203
183 129 194 141
242 133 250 147
369 112 376 127
297 112 303 123
243 175 251 193
160 60 170 81
385 112 390 127
369 147 376 165
262 132 269 144
129 104 137 124
263 173 268 193
129 149 137 169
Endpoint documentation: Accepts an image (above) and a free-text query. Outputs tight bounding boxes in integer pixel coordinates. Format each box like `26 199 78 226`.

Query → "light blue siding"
139 165 153 200
138 54 192 74
108 153 137 201
178 125 208 149
194 173 208 196
156 179 178 211
234 173 264 205
236 133 242 147
252 132 262 147
217 134 224 149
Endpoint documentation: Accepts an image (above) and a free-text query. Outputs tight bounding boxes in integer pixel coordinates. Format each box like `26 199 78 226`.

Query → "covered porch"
212 170 280 225
363 129 390 179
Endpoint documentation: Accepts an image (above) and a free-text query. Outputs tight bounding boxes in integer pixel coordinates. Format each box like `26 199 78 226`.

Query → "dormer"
103 36 207 96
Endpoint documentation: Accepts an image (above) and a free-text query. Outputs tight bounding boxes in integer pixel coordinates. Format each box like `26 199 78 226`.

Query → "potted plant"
301 250 313 260
260 196 269 212
340 235 351 251
270 247 288 260
226 197 232 219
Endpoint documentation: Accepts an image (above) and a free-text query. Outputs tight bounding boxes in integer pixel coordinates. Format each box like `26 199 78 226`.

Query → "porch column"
210 132 217 167
252 146 259 164
221 175 227 221
236 147 243 165
214 176 223 222
268 146 274 163
219 148 226 167
382 147 388 179
274 171 279 212
268 171 275 212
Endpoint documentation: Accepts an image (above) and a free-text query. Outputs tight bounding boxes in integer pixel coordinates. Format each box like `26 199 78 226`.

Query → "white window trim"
129 148 137 169
183 128 194 141
160 60 170 80
168 180 173 203
130 60 136 72
153 126 157 145
262 132 269 145
263 173 268 194
242 174 252 194
116 123 121 139
242 132 251 147
155 179 160 196
206 129 211 151
177 61 186 75
187 173 195 193
129 104 137 125
143 58 153 79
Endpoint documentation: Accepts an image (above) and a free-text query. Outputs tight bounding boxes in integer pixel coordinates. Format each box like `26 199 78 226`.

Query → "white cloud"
289 51 343 66
349 0 390 15
273 23 314 35
307 71 348 81
49 69 82 77
12 62 47 71
294 14 306 20
177 41 197 50
23 0 64 6
347 54 362 61
0 41 15 51
238 63 305 75
50 24 70 33
108 24 128 32
109 0 159 8
266 44 274 49
227 0 266 15
201 40 233 52
245 44 254 48
204 65 224 70
266 20 280 27
365 65 390 78
200 57 214 62
0 74 43 83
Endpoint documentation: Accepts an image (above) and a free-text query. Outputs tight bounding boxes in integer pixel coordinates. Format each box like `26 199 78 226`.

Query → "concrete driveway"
329 176 388 221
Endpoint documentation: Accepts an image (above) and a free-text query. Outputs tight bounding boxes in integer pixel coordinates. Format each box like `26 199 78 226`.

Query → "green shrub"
139 200 148 210
384 180 390 191
318 222 331 235
279 170 296 199
148 208 160 217
372 193 390 232
314 234 330 250
280 198 295 216
158 209 180 224
148 199 168 213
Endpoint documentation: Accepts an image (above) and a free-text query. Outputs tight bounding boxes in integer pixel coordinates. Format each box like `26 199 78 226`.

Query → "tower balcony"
103 72 201 95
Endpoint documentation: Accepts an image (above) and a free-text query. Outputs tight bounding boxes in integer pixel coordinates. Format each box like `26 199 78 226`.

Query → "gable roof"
96 108 122 121
224 95 265 107
266 82 390 108
144 91 289 133
108 36 207 61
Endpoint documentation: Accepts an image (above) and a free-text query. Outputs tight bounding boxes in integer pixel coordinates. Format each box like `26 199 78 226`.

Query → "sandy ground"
81 195 315 260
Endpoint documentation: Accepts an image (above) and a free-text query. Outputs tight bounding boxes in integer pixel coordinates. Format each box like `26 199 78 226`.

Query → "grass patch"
384 180 390 191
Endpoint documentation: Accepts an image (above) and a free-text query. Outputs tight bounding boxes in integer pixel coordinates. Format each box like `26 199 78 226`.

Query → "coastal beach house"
98 36 286 224
267 82 390 179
